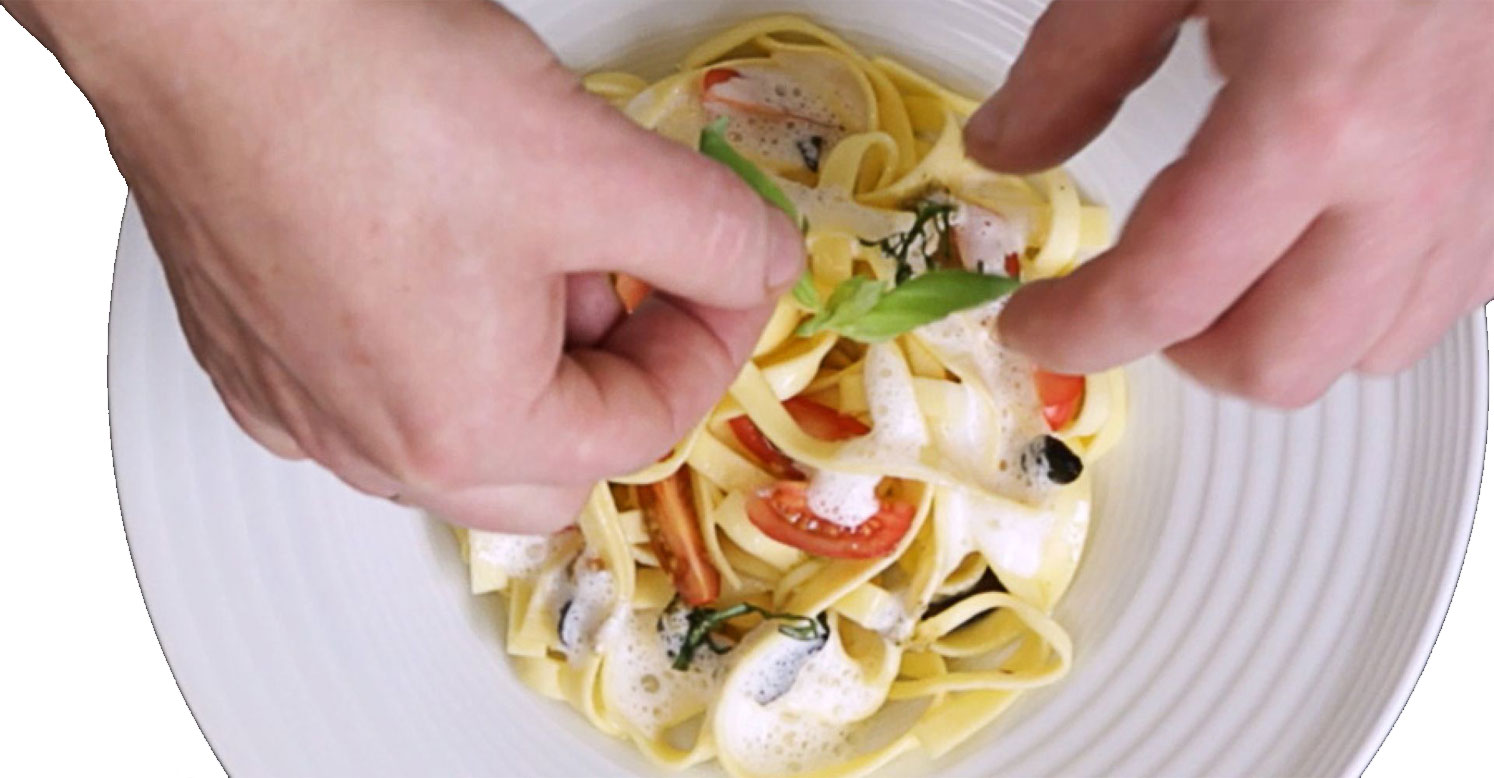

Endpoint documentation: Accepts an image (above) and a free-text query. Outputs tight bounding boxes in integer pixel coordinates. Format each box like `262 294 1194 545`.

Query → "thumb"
527 294 777 481
556 112 806 310
966 0 1192 173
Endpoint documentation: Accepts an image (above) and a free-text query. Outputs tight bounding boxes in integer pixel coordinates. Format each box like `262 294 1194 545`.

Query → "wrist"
3 1 208 103
7 0 567 129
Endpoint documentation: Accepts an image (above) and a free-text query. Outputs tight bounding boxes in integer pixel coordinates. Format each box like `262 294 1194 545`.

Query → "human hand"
967 0 1494 406
21 0 802 531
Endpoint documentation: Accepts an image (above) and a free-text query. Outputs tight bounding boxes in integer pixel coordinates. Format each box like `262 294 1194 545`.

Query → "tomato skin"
701 67 834 128
614 273 651 313
702 67 740 91
637 470 720 606
1034 370 1085 430
783 397 870 441
726 415 805 480
746 482 915 560
727 398 867 478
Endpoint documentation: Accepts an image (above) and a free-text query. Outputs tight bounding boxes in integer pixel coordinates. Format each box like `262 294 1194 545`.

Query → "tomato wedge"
727 398 869 478
727 415 805 480
637 469 719 606
702 67 740 91
614 273 651 313
1034 370 1085 431
783 397 870 441
746 481 915 560
701 66 835 127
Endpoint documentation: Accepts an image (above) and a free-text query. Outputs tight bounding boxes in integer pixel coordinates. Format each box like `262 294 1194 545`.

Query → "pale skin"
8 1 1491 533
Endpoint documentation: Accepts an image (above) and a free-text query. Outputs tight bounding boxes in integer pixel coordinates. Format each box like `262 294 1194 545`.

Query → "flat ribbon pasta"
451 15 1127 778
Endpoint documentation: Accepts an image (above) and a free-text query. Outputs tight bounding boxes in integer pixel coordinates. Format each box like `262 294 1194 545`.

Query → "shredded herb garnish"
861 200 956 285
669 601 828 671
696 123 1017 343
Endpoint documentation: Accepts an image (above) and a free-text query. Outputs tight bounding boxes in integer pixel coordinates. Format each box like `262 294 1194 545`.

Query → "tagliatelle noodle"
451 16 1129 778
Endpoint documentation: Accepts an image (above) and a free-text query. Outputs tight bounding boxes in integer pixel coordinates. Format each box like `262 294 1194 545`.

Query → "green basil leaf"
699 117 800 226
832 277 886 323
838 270 1020 342
791 270 821 312
796 276 886 337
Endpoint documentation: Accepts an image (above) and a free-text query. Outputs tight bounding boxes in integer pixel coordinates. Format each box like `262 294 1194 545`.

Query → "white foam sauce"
806 342 930 529
709 66 840 126
911 305 1095 581
943 489 1047 578
915 312 1048 502
563 558 620 659
529 550 621 663
862 594 916 643
952 200 1028 274
715 625 888 775
806 469 883 529
778 178 915 240
601 608 724 738
704 50 871 175
469 531 562 579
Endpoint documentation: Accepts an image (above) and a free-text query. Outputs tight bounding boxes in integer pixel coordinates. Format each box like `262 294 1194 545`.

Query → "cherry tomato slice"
702 67 740 91
746 481 915 560
727 398 867 478
783 397 870 441
637 470 720 606
614 273 651 313
701 67 835 127
1034 370 1085 430
727 415 805 480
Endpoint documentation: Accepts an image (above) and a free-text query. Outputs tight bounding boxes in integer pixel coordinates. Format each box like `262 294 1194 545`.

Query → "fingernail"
965 97 1009 167
994 290 1029 352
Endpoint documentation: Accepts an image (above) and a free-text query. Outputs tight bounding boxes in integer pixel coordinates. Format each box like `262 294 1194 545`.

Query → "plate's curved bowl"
110 1 1485 776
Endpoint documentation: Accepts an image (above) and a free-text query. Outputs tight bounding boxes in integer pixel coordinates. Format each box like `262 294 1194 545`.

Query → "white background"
1 13 1489 778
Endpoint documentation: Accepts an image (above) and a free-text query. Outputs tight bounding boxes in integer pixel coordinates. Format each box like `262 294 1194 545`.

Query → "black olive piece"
1022 434 1083 485
806 612 831 655
1041 435 1084 484
557 600 577 648
657 596 689 659
796 135 825 172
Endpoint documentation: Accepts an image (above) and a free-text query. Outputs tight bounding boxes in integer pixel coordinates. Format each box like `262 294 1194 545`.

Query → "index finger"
997 82 1336 373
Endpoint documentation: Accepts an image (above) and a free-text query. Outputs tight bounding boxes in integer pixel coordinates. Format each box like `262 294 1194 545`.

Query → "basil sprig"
671 601 827 671
700 117 802 227
698 117 1021 343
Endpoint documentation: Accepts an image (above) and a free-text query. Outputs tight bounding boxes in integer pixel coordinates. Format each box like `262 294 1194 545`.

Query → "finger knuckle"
391 422 485 493
1126 282 1220 343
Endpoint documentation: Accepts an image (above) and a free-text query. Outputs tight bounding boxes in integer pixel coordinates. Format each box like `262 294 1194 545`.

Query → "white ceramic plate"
111 1 1486 776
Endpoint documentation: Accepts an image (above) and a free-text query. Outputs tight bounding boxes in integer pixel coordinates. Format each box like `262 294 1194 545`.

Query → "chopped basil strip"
668 599 828 671
861 200 955 285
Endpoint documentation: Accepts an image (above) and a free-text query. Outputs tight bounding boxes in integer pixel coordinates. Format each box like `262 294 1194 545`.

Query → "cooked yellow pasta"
454 16 1125 778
